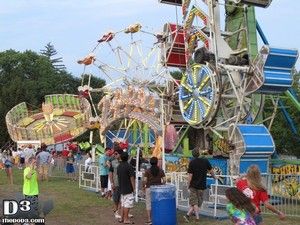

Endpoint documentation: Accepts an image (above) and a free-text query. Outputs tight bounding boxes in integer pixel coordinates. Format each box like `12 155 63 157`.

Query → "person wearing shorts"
36 144 51 181
183 149 216 222
117 152 135 224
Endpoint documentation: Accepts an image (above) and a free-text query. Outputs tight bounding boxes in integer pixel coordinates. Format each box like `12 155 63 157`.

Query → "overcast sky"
1 0 299 78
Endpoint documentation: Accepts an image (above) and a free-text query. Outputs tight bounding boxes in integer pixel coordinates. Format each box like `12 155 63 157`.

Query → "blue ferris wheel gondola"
179 64 219 127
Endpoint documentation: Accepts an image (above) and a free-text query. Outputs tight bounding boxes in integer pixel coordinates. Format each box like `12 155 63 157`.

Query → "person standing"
236 165 285 225
2 149 14 185
84 152 92 172
66 152 75 181
109 148 123 219
142 157 166 225
36 144 51 182
24 144 35 163
23 157 39 219
12 148 19 167
184 149 216 222
99 148 110 197
117 151 135 224
18 148 25 169
129 149 148 177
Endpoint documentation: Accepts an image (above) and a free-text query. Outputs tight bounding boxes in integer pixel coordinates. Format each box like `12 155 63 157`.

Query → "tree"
40 42 66 72
0 49 105 146
170 70 183 80
266 72 300 158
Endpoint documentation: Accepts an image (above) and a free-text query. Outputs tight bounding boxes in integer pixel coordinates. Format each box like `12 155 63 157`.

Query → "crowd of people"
92 144 166 225
0 142 83 184
1 142 287 225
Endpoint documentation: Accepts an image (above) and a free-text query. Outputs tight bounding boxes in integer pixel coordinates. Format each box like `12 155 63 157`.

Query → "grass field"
0 169 299 225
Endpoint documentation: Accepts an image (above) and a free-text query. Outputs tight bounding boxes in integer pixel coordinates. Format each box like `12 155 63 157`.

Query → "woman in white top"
84 152 92 172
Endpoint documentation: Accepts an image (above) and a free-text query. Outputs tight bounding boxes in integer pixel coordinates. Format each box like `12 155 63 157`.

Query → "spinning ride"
6 94 91 145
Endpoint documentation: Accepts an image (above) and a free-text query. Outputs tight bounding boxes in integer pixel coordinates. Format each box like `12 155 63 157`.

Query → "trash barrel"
151 184 176 225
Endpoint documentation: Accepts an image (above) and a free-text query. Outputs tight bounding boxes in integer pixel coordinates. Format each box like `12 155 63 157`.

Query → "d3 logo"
3 200 31 215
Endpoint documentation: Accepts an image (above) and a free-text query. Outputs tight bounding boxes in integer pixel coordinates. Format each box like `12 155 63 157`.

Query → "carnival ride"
5 0 299 177
5 94 91 145
158 0 298 175
76 23 171 163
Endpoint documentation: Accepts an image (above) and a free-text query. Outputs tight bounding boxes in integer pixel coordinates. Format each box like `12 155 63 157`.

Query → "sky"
1 0 299 79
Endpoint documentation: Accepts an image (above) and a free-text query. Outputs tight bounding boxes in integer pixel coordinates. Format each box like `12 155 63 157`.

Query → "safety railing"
166 172 300 218
261 174 300 217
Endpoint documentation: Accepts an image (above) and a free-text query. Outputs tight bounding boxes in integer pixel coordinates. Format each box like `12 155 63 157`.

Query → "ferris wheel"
160 0 298 175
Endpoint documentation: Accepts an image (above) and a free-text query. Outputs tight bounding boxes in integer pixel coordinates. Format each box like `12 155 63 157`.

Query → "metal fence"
49 156 85 178
166 172 300 218
77 167 300 218
261 174 300 217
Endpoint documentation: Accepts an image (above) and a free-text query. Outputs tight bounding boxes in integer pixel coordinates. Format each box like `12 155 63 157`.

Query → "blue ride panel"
234 124 275 157
239 158 269 174
257 46 298 94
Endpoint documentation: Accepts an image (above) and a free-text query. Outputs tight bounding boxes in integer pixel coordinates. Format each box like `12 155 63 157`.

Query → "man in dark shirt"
184 149 216 222
117 151 135 224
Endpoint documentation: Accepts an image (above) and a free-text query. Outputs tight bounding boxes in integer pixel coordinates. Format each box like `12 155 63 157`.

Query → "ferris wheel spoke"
198 96 211 108
181 83 193 93
193 100 200 121
187 72 194 87
135 42 146 68
198 76 210 91
181 93 193 101
183 98 193 110
185 101 195 119
119 46 142 69
197 100 206 119
191 66 200 87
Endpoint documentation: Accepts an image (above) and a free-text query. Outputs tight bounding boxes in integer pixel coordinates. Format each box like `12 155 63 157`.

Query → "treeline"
0 45 105 145
0 46 299 157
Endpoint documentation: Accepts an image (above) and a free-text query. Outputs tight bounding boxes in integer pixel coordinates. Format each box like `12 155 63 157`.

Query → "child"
236 165 285 225
66 152 75 181
225 187 256 225
23 157 39 218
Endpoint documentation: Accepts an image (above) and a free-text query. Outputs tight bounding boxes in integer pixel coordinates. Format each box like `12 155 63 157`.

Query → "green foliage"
0 49 105 146
40 42 66 71
170 70 183 80
268 72 300 157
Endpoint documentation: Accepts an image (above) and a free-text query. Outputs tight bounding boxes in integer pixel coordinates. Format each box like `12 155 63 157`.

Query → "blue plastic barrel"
151 184 177 225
